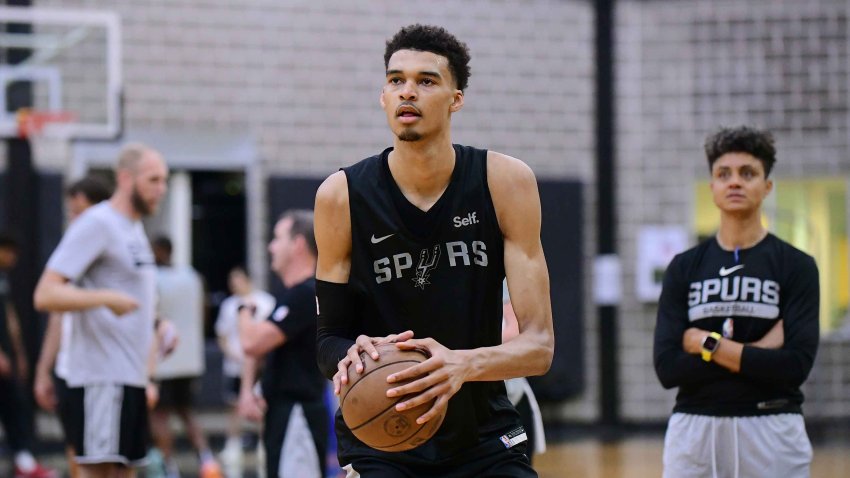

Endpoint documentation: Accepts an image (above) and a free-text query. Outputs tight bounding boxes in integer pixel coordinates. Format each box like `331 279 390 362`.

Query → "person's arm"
314 171 415 392
683 255 819 387
4 302 28 379
0 345 12 377
653 255 731 389
314 171 357 378
239 305 285 357
389 152 555 424
34 313 63 411
237 355 265 422
34 214 137 315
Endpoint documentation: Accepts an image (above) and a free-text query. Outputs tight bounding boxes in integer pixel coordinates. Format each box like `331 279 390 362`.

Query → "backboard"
0 6 122 140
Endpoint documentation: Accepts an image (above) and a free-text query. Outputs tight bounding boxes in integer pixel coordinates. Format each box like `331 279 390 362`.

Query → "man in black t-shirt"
238 210 327 478
314 25 553 477
654 126 819 478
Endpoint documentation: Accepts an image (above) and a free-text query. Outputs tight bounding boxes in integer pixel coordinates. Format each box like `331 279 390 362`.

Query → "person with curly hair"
315 24 553 477
654 126 819 478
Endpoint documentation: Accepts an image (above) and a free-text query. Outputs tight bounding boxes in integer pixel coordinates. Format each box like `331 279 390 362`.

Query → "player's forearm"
34 281 111 312
740 344 817 387
35 314 63 376
240 356 258 394
462 327 553 382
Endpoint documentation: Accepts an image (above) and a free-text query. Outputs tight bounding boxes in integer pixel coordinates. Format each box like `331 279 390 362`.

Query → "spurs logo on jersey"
374 240 489 287
413 245 441 289
687 266 780 321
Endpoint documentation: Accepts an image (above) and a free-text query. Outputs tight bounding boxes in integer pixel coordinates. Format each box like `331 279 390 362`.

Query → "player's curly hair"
384 24 471 92
704 126 777 178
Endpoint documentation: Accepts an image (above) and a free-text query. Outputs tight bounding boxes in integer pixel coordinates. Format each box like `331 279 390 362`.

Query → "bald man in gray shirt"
35 144 169 478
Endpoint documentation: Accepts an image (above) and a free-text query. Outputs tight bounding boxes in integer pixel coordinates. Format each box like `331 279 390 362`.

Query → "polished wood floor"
535 437 850 478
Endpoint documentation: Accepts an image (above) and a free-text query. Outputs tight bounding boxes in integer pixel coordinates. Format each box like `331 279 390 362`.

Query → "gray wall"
28 0 850 422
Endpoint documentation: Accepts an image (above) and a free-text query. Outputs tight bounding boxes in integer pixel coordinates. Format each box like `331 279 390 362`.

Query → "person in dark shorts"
33 175 112 478
314 24 554 477
238 210 328 478
654 126 820 478
1 234 57 478
34 143 169 478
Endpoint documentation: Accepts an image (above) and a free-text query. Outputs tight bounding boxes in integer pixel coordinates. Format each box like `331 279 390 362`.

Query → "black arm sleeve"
316 279 356 380
739 255 819 388
653 255 729 389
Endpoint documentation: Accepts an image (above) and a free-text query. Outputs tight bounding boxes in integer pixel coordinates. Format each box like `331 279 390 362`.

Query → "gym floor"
3 413 849 477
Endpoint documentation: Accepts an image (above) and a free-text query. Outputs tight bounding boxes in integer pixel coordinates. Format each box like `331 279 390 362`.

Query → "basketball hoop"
16 108 76 139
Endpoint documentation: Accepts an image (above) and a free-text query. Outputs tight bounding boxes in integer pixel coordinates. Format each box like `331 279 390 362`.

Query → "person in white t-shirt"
214 265 274 464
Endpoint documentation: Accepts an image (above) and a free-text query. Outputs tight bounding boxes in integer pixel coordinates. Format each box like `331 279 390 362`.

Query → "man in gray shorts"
34 143 169 478
654 126 819 478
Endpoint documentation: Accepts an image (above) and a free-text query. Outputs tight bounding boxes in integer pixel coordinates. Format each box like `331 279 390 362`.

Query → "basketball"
339 343 445 452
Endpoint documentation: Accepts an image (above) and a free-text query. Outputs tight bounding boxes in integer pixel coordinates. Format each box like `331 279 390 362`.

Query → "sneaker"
219 439 243 466
14 464 58 478
200 460 223 478
145 448 166 478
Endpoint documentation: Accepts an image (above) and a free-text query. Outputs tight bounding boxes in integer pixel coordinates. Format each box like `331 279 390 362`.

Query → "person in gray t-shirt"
35 143 168 477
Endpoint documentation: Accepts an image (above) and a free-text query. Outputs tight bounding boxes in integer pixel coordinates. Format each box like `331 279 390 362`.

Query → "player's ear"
380 89 387 109
765 178 773 196
449 90 464 113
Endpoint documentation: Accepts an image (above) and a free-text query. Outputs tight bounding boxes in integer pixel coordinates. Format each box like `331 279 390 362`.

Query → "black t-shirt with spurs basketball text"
654 233 819 416
338 144 521 463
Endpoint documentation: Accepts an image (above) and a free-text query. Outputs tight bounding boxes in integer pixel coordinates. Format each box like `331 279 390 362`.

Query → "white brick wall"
24 0 850 423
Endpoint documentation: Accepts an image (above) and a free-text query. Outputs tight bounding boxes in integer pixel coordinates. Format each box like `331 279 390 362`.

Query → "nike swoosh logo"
719 264 745 276
371 233 395 244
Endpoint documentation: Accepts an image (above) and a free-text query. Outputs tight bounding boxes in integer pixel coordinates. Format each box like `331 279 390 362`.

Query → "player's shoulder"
665 237 713 277
315 170 349 210
767 233 818 271
486 150 535 182
486 150 537 199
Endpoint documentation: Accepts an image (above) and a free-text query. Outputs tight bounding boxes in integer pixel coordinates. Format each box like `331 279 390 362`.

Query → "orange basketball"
339 343 445 452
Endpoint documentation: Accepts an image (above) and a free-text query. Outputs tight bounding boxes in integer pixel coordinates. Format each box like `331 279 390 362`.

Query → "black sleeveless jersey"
339 144 521 461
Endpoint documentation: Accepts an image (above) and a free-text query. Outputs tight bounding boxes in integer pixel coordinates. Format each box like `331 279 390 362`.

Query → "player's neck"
389 136 456 201
716 211 767 250
109 194 141 221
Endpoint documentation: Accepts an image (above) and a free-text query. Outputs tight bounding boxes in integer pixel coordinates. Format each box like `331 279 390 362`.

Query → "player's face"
130 152 169 217
380 49 464 142
710 152 773 215
66 193 93 221
268 218 295 274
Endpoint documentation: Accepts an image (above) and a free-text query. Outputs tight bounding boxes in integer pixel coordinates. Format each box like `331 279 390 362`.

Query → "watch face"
702 335 720 352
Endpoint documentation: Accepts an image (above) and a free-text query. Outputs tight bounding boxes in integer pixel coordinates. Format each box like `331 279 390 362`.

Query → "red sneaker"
15 463 58 478
200 460 223 478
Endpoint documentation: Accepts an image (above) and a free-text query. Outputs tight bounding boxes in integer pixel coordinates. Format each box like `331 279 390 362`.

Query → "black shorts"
66 383 150 466
53 376 73 447
155 377 197 409
341 427 535 478
264 398 328 478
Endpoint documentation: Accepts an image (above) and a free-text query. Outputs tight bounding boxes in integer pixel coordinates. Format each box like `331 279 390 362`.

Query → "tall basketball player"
315 24 554 477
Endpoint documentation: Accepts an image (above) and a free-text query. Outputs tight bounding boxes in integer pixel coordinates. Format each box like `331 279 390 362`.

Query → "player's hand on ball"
103 290 139 316
333 331 416 393
388 338 469 425
333 330 415 395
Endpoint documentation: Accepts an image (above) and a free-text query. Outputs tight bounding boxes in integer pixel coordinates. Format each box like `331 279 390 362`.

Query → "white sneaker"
255 442 266 478
219 439 243 466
